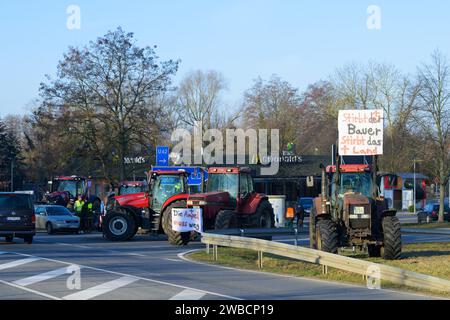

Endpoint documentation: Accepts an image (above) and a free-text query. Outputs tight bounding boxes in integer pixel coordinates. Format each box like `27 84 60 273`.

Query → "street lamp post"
10 158 14 192
413 158 423 215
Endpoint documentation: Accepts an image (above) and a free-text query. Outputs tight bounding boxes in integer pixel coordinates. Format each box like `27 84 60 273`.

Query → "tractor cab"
148 170 188 214
118 181 148 196
187 167 255 212
327 165 374 201
51 176 86 198
47 176 87 206
204 167 254 206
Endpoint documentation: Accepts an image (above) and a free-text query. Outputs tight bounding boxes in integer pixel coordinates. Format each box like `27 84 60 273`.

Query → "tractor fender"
382 209 397 217
238 193 269 215
110 205 143 225
313 197 326 217
159 194 190 229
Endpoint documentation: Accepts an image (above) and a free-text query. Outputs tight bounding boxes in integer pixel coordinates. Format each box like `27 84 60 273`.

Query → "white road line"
164 258 182 262
126 253 147 257
170 289 206 300
9 251 241 300
0 279 62 300
63 276 139 300
13 266 74 287
0 258 40 271
57 243 91 249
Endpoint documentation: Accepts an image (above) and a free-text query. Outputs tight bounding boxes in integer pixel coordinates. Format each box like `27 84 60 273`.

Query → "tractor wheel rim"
109 217 127 236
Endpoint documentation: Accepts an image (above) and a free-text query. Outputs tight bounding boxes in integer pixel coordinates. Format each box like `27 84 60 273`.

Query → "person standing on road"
74 195 84 217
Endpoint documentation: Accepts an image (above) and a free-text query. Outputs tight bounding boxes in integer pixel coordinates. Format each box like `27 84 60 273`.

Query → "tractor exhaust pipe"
320 164 327 215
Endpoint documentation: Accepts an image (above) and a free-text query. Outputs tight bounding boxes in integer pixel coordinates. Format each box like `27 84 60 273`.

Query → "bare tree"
40 27 179 181
241 75 301 150
416 49 450 223
176 70 227 131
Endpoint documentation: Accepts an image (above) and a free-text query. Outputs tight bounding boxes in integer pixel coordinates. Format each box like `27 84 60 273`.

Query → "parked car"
35 205 80 234
0 192 35 243
417 202 450 223
296 197 314 218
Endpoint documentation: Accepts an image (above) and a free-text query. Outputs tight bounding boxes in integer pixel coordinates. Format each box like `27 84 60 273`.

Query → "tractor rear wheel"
215 211 237 229
103 210 137 241
381 216 402 260
162 201 191 246
254 200 275 228
251 200 275 240
315 219 339 254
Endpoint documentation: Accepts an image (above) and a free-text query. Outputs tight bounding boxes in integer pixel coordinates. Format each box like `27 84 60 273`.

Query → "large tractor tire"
215 211 237 229
314 219 339 254
251 200 275 240
254 200 275 228
381 216 402 260
162 201 191 246
103 210 137 241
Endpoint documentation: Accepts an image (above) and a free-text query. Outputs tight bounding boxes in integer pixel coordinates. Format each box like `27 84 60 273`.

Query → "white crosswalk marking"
0 258 40 271
13 266 73 287
62 276 139 300
170 289 207 300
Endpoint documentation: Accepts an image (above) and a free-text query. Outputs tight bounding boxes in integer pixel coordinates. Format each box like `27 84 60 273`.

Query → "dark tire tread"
382 216 402 260
316 219 339 254
162 201 190 246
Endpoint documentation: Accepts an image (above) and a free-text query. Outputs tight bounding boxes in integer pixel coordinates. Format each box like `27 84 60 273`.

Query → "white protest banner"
338 110 384 156
171 208 203 233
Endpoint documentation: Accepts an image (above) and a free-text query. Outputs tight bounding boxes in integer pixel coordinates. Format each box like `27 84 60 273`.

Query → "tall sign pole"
10 159 14 192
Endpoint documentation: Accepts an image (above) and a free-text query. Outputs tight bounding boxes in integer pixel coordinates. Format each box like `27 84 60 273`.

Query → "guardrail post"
322 265 328 275
213 245 218 261
206 244 210 255
258 251 263 269
294 228 298 246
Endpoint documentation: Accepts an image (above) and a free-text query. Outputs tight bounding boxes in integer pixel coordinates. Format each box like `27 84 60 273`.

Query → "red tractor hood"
188 191 231 203
114 192 149 208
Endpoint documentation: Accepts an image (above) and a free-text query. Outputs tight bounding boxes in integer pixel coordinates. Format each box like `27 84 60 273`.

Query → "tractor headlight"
187 200 208 206
349 205 370 219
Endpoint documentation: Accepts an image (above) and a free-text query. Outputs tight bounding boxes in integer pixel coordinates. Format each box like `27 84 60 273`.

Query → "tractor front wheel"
381 216 402 260
103 210 137 241
162 201 191 246
314 219 339 254
215 211 237 229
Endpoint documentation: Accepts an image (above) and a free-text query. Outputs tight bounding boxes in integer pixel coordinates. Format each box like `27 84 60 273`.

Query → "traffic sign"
156 146 170 166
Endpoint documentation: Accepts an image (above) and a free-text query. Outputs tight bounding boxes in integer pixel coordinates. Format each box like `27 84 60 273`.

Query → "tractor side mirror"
240 191 250 201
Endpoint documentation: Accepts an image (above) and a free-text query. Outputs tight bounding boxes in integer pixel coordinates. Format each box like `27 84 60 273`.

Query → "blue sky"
1 0 450 117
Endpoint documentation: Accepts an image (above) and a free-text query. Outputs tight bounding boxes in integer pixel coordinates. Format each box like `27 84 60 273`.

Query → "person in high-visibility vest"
86 201 93 233
74 195 84 217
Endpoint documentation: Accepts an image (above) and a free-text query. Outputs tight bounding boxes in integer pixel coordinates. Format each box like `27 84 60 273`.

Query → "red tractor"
102 170 194 241
46 176 102 213
165 167 275 246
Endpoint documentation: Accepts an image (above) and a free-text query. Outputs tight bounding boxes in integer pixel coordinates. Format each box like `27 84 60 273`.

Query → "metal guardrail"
201 232 450 293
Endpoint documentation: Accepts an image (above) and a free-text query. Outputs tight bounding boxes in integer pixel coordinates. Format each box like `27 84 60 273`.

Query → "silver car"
35 205 80 234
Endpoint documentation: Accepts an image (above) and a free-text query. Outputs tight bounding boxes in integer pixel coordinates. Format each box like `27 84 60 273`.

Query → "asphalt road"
0 231 442 301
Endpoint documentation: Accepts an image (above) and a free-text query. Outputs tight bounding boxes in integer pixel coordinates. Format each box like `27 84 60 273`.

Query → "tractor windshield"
119 185 146 195
151 175 184 211
53 180 85 198
207 174 239 201
333 173 372 198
